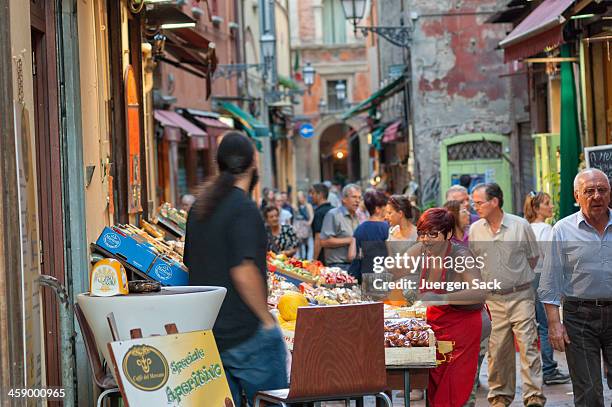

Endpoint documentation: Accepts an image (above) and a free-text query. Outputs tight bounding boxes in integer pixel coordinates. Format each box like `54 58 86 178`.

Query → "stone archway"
293 116 371 191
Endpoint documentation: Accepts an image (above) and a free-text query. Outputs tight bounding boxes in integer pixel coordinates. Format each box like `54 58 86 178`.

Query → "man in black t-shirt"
184 133 287 405
309 183 333 262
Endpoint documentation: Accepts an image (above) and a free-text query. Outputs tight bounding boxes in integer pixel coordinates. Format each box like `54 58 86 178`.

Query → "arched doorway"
319 122 361 185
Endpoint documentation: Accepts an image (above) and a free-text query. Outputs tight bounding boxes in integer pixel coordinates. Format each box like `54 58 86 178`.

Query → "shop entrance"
31 0 64 397
319 123 358 184
439 133 513 213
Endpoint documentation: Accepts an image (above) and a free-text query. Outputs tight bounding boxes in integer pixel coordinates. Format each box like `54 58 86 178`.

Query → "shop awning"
382 120 402 143
216 101 270 138
371 126 386 151
154 11 217 98
195 116 231 130
499 0 575 62
341 75 406 120
154 110 207 137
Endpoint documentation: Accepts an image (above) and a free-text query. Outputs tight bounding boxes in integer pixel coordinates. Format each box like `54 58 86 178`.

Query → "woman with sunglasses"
402 208 488 407
523 192 570 386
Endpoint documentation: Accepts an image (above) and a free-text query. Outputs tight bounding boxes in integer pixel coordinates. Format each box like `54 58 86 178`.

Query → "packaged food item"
384 318 431 347
90 258 129 297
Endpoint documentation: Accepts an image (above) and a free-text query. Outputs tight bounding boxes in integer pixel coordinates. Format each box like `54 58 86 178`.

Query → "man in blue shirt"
539 168 612 407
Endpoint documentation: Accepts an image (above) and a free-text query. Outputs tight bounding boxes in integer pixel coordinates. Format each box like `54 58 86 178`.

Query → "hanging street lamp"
302 62 316 95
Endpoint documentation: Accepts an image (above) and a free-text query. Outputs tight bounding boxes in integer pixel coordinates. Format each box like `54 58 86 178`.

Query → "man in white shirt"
469 183 544 407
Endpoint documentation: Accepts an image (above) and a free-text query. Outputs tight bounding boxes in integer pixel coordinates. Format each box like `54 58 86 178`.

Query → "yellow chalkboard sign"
108 330 234 407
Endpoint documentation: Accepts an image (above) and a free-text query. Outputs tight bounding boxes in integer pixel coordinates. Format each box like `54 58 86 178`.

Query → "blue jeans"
533 274 557 376
219 325 288 406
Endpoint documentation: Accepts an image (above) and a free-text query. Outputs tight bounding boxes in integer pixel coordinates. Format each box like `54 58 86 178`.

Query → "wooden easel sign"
108 328 234 406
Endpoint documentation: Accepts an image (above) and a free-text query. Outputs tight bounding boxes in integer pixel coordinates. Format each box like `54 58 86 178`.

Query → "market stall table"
76 286 226 376
385 364 435 407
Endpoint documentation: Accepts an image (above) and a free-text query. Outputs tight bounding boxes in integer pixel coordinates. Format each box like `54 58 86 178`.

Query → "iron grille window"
447 141 502 161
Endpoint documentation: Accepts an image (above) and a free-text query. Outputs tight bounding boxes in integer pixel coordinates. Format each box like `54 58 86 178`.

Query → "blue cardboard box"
96 227 157 272
148 256 189 286
96 226 188 286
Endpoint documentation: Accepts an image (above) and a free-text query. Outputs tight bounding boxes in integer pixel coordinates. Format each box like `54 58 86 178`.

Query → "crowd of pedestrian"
184 133 611 407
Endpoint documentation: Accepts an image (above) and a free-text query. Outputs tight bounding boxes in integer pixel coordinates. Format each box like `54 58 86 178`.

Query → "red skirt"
426 305 482 407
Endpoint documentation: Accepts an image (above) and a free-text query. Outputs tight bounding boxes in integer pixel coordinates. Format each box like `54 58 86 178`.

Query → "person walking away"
398 208 488 407
348 189 389 282
539 168 612 407
446 185 479 224
320 184 362 270
274 192 292 225
325 180 342 208
386 195 417 242
444 199 491 407
260 187 275 211
184 132 287 405
263 206 299 258
280 191 294 218
523 192 571 386
310 183 334 262
469 183 545 407
294 190 314 259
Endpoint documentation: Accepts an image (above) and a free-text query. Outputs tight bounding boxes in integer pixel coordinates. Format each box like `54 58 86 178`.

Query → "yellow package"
90 258 129 296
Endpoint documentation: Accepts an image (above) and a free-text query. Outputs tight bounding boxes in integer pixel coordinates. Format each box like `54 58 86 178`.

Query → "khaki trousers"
486 291 545 404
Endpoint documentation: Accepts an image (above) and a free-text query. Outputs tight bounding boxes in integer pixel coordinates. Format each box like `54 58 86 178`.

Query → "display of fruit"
277 291 309 321
267 252 316 282
384 318 431 348
317 267 357 285
303 286 362 305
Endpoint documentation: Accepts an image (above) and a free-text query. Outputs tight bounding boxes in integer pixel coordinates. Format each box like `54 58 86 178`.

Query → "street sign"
299 122 314 139
585 144 612 182
389 65 406 80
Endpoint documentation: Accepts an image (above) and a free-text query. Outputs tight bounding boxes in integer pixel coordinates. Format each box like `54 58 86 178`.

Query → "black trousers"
563 300 612 407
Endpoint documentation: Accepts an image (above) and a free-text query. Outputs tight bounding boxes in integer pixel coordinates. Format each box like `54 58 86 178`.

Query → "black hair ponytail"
192 132 255 221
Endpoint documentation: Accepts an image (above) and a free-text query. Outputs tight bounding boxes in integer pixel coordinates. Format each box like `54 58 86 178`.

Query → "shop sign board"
585 144 612 183
109 330 234 407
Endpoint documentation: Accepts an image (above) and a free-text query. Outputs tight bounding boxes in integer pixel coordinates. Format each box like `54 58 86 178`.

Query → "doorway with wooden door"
31 0 65 399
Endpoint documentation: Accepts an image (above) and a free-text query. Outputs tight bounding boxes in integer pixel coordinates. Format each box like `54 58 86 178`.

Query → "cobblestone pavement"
324 351 611 406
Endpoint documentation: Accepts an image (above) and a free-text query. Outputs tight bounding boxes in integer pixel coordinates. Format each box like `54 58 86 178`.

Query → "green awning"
218 101 270 139
371 126 386 151
559 43 580 219
278 74 300 91
341 75 407 120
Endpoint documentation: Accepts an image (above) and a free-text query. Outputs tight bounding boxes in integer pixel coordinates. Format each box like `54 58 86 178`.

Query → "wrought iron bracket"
213 63 266 80
264 88 305 104
358 25 412 48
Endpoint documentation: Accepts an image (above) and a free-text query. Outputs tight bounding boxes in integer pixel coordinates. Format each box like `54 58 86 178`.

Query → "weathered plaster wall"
378 0 530 203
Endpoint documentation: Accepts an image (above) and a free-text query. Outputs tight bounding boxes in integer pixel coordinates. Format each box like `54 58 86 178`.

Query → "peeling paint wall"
378 0 530 204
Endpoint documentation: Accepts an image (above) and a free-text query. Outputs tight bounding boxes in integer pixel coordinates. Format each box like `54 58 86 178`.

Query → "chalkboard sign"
585 145 612 182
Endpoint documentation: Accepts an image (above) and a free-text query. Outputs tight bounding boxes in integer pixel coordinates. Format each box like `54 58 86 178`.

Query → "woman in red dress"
409 208 488 406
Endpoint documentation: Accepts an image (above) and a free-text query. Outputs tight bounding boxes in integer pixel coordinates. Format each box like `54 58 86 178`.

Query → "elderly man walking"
539 168 612 407
469 183 545 407
320 183 362 270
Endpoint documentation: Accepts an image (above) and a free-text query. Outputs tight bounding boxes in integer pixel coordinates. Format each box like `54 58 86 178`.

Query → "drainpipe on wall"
39 276 76 407
57 0 92 404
